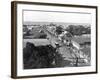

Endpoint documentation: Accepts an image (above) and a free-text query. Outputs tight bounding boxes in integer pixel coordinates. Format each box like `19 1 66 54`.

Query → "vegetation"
66 25 91 36
55 25 63 35
23 42 56 69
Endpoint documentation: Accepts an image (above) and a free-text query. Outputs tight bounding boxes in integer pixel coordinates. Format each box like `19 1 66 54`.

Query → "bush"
23 42 56 69
66 25 91 36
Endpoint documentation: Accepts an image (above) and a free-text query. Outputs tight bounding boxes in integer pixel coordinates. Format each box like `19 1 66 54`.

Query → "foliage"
23 42 56 69
66 25 91 36
55 25 63 35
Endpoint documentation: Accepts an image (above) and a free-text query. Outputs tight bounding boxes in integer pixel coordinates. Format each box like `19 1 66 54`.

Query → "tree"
66 25 88 36
66 25 76 36
55 25 63 35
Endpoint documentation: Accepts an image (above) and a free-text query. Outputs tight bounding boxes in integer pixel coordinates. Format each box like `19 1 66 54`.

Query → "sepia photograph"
11 1 97 78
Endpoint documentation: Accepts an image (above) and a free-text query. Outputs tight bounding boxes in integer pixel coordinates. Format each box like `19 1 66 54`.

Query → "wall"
0 0 99 80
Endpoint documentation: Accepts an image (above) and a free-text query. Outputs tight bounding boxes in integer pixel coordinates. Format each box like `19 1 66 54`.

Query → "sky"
23 10 91 24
